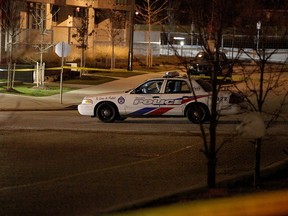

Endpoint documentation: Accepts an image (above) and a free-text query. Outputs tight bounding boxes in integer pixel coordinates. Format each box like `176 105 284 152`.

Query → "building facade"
0 0 133 64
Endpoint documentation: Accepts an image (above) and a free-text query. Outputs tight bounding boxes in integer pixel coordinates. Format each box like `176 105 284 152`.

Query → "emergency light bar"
163 71 180 78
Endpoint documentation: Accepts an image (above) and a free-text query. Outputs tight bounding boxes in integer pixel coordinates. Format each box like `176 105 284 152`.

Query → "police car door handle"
153 96 159 98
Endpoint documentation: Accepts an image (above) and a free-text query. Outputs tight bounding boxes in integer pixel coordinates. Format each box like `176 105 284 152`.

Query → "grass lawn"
0 84 77 97
0 75 115 97
0 70 148 97
86 71 147 78
64 75 116 85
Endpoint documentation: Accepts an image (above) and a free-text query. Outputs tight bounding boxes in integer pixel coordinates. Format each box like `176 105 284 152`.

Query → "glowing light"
173 37 185 40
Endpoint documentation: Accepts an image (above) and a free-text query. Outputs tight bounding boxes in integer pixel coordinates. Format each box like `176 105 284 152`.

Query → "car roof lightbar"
163 71 180 78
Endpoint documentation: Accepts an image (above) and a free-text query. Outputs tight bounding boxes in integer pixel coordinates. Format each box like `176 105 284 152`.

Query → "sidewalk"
0 72 161 111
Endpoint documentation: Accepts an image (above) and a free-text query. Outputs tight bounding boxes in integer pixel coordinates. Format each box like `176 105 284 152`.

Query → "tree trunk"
80 47 85 77
7 62 12 90
111 40 115 69
208 92 218 188
254 138 262 188
207 52 219 188
207 151 217 188
147 1 152 68
7 40 13 90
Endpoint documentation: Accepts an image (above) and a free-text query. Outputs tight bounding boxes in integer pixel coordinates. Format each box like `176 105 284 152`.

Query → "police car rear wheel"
186 104 208 124
96 102 117 123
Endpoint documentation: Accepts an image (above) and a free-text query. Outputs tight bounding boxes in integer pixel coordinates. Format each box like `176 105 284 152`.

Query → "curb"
101 159 288 214
0 105 78 112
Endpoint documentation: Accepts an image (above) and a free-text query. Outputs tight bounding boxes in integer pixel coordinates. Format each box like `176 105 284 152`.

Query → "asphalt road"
0 111 287 215
0 110 286 135
0 110 240 133
0 110 269 134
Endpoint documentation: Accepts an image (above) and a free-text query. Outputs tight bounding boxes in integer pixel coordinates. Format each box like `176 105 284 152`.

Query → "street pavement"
0 72 288 214
1 71 287 136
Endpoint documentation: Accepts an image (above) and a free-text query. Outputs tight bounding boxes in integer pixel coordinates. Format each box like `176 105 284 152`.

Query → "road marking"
0 146 192 192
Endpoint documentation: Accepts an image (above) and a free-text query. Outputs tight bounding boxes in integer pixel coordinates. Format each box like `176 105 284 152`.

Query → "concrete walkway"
0 72 162 111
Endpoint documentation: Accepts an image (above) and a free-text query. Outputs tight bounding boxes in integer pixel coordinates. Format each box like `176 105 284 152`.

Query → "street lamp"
256 21 261 51
180 41 184 56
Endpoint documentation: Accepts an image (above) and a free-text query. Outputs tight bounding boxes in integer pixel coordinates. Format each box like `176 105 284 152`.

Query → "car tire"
186 103 209 124
96 102 118 123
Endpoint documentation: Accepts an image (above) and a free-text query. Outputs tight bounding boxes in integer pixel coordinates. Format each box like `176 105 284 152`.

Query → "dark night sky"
135 0 287 9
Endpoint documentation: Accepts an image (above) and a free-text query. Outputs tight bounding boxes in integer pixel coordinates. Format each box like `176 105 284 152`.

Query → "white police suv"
78 72 243 123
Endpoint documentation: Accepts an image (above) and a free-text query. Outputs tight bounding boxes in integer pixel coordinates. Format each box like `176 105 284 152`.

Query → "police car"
78 72 243 123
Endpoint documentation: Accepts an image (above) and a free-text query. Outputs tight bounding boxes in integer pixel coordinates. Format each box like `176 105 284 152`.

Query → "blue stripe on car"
129 107 156 116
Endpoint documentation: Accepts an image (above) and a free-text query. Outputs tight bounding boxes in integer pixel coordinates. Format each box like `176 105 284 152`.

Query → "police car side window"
179 81 191 93
196 79 212 92
165 80 191 93
134 80 163 94
165 81 175 93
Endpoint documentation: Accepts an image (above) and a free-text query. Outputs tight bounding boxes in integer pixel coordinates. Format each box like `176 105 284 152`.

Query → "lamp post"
127 0 135 71
180 40 184 56
256 21 261 52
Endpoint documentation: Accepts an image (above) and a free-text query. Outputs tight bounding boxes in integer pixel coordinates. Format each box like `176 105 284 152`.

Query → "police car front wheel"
96 102 118 123
186 103 209 124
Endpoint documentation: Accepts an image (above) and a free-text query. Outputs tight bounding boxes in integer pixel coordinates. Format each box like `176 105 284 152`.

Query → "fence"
133 44 288 63
160 32 288 49
133 32 288 62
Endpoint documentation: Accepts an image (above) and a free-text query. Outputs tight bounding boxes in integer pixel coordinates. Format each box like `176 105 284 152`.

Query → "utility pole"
127 0 135 71
256 21 261 52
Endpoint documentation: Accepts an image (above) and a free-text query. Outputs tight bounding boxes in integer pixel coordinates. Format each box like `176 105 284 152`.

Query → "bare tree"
100 9 126 69
174 0 240 188
72 4 94 77
176 0 288 188
31 1 59 87
235 36 288 188
136 0 168 67
228 0 288 188
0 0 24 90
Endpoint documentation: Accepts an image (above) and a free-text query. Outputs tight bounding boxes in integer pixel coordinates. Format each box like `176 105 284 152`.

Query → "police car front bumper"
78 104 94 116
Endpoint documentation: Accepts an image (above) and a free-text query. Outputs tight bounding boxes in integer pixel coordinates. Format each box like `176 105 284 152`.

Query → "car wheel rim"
193 111 201 121
187 105 207 123
102 108 111 119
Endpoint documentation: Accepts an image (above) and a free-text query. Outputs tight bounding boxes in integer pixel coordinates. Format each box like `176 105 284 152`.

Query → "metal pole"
60 42 64 104
256 29 259 51
127 0 135 71
256 21 261 52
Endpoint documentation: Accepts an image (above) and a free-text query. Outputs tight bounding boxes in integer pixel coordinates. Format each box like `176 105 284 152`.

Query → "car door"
158 79 193 116
124 79 164 116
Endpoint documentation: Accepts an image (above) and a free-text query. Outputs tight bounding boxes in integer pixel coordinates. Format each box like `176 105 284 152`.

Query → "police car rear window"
196 79 212 92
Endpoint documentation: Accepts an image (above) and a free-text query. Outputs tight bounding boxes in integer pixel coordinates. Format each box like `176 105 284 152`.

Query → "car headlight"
81 99 93 105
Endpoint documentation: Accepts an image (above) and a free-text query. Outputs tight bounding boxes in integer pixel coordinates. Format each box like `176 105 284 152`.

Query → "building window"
112 11 126 29
74 7 86 18
27 2 46 29
51 5 59 22
116 0 128 5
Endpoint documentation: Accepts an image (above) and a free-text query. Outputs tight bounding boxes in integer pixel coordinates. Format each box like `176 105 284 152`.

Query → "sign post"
55 42 71 104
